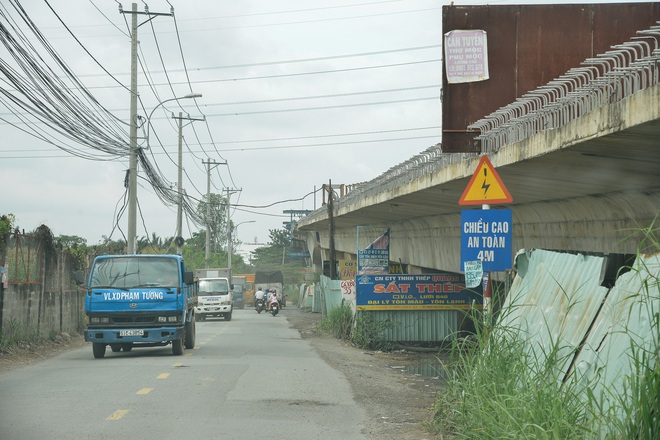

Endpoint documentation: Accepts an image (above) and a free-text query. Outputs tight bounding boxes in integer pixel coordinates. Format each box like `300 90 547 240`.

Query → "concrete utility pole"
202 159 226 267
126 3 138 254
121 3 172 254
172 112 204 254
327 180 337 280
225 188 241 273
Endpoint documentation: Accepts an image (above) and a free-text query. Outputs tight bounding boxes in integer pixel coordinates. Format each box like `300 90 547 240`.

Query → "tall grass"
432 237 660 439
318 299 354 340
600 252 660 439
318 300 395 350
0 318 43 351
431 304 592 439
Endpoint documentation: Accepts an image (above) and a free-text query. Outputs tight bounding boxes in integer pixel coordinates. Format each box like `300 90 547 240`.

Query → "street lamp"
127 92 202 254
144 93 203 149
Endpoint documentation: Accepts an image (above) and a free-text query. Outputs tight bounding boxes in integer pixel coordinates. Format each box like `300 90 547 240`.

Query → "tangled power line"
0 0 442 241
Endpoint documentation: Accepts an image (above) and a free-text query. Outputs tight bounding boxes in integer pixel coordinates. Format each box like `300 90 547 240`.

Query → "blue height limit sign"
461 209 512 272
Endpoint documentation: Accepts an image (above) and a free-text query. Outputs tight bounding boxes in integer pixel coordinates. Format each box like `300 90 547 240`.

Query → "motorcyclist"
255 287 265 310
268 289 278 311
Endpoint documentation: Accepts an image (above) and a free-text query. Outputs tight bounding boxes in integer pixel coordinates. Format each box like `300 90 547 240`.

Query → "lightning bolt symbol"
481 167 490 196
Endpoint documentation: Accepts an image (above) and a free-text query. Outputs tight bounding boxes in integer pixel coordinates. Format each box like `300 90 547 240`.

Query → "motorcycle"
270 299 279 316
255 298 265 314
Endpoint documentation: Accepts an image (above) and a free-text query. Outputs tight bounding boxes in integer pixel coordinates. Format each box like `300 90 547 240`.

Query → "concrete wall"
0 283 84 337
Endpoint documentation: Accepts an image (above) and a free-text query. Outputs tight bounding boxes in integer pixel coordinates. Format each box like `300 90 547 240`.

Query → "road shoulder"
285 307 441 440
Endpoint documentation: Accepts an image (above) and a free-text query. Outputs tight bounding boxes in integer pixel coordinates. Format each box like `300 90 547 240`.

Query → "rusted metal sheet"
441 3 660 152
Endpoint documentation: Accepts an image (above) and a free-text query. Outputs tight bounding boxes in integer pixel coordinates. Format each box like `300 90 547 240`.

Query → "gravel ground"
284 307 444 440
0 307 445 439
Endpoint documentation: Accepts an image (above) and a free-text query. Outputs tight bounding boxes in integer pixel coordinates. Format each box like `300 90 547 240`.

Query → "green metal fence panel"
317 275 464 342
362 309 460 342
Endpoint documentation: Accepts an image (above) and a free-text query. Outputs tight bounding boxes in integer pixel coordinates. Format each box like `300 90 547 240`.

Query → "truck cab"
77 254 197 358
195 277 233 321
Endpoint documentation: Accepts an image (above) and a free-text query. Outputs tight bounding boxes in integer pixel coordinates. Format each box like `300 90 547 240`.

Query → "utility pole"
172 112 204 254
126 3 138 254
327 180 337 280
225 188 241 274
202 159 226 267
120 3 172 254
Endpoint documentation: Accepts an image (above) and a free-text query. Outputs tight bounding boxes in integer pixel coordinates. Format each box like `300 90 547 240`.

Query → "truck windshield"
90 257 179 289
199 280 229 295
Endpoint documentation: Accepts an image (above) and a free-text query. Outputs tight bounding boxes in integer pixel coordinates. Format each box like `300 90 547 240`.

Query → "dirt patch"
285 307 443 440
0 332 86 374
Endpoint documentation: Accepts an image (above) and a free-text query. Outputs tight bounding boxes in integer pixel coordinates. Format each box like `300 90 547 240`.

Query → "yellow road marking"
106 409 129 421
158 373 170 379
137 388 153 395
184 353 193 356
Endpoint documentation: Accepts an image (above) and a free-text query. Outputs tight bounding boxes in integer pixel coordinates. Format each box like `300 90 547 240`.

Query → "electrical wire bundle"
0 0 206 231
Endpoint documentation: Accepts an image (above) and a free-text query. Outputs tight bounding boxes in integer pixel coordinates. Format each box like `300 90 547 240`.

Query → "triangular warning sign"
459 155 513 205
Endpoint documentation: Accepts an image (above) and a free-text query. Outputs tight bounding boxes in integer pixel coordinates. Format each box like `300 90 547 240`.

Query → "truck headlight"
158 316 178 323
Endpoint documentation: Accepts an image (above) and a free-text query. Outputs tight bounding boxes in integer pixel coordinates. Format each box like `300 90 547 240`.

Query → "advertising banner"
444 29 489 83
357 229 390 275
356 274 483 310
338 260 357 280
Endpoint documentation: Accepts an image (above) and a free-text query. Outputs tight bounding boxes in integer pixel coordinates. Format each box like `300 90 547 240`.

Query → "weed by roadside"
318 300 395 351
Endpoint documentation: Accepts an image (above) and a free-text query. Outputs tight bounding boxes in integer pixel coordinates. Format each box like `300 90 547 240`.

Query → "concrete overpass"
297 27 660 278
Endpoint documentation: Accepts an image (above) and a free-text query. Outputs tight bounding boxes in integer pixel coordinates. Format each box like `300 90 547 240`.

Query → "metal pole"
127 2 138 254
176 112 183 255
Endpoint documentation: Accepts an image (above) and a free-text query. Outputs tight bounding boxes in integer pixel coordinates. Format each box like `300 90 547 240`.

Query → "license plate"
119 330 144 337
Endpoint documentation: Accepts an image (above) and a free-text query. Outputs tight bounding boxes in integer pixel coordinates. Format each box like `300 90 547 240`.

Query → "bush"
319 300 354 340
350 312 394 351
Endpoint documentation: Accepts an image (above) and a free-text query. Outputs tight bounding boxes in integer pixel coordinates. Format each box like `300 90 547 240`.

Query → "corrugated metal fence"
310 275 467 343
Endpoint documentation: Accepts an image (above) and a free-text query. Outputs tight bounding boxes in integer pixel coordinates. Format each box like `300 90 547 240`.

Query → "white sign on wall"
444 29 489 84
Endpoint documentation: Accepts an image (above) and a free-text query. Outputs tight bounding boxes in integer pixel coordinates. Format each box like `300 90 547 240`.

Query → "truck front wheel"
172 338 184 355
184 318 195 349
92 343 106 359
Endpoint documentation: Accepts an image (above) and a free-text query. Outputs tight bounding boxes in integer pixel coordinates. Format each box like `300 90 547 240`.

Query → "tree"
196 193 228 253
0 214 16 258
249 228 309 286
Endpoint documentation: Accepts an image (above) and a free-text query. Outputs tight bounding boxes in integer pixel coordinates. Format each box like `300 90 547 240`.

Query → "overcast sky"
0 0 647 257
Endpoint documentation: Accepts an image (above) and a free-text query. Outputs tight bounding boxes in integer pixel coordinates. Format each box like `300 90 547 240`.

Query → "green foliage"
196 193 229 253
602 254 660 440
319 300 354 340
350 312 394 351
0 318 41 351
432 238 660 439
0 214 15 255
248 228 308 285
432 311 590 439
57 235 88 271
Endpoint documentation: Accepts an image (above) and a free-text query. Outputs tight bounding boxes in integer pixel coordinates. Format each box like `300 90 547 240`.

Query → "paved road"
0 309 368 440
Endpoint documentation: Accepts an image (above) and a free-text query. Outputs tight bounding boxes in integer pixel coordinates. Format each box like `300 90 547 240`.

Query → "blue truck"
75 254 198 359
